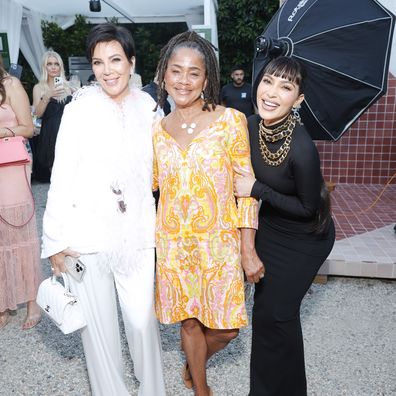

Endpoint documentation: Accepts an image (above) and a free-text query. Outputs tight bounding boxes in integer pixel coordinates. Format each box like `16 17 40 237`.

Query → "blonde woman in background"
32 50 71 182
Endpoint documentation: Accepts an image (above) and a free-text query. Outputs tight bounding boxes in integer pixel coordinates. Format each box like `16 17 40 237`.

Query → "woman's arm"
32 83 51 118
42 102 79 259
32 83 65 118
241 228 265 283
235 141 322 218
227 110 259 229
227 110 263 281
0 77 33 138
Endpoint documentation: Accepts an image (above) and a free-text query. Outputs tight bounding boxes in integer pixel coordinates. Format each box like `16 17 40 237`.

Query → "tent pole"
101 0 135 23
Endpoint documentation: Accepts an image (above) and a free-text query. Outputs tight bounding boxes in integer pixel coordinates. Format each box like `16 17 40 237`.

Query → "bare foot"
22 301 41 330
0 310 10 329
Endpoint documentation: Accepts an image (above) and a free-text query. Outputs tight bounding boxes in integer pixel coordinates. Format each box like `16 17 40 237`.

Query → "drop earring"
201 90 209 111
292 105 302 125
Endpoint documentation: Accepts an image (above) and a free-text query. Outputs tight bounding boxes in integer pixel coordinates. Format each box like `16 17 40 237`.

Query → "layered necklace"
258 114 296 166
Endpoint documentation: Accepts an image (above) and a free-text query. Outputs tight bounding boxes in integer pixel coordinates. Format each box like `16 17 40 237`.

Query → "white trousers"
68 249 166 396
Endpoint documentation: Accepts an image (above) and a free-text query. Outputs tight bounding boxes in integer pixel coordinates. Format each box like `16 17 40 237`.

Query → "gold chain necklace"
258 115 296 166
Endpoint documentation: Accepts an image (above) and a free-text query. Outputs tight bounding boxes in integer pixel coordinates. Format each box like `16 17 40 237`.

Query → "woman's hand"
234 170 256 198
48 85 66 100
241 247 265 283
49 248 80 276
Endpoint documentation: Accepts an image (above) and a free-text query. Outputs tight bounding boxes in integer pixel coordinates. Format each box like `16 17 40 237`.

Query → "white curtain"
0 0 23 64
20 9 46 79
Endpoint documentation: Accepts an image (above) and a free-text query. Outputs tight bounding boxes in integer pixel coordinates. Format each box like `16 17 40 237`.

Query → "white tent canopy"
0 0 218 78
15 0 207 25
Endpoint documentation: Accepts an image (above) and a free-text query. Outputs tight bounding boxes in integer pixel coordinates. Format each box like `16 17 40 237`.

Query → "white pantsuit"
69 250 165 396
41 86 165 395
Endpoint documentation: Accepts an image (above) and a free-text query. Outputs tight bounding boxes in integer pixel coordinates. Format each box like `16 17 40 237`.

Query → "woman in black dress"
234 56 335 396
32 51 71 182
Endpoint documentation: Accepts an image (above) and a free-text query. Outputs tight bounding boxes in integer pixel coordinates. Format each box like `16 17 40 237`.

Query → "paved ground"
0 182 395 396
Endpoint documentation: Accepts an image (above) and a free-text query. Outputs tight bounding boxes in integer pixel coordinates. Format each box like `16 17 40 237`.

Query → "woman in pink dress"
0 60 42 329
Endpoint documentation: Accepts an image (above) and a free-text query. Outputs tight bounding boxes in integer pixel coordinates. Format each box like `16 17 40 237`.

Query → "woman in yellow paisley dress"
153 32 263 396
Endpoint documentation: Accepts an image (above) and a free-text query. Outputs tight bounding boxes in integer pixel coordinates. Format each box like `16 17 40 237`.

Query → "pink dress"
0 104 41 312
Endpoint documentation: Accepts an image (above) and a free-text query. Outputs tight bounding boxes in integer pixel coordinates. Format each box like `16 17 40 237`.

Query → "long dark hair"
0 57 7 106
315 181 332 235
155 31 220 112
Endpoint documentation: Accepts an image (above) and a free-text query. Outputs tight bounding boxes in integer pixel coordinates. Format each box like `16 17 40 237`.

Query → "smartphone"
64 256 86 282
54 76 63 86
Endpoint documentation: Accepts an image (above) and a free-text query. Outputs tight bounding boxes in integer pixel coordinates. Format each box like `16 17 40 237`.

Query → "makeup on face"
91 40 134 103
256 74 304 126
164 47 207 108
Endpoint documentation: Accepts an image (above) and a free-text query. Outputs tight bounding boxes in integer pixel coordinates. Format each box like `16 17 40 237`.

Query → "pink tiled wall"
315 73 396 184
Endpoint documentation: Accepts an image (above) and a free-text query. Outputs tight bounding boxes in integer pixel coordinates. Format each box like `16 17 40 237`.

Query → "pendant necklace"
176 110 198 135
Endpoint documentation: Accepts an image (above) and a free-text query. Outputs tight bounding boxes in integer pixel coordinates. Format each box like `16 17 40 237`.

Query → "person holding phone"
41 24 165 395
32 50 71 182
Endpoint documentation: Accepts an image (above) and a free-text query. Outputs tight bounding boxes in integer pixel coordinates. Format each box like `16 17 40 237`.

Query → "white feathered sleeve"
41 102 80 258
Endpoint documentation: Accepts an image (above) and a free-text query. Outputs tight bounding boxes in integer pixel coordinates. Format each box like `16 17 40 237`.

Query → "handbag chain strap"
0 164 36 228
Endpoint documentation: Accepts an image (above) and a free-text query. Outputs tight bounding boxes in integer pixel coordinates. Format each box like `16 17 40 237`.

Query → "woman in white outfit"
41 24 166 396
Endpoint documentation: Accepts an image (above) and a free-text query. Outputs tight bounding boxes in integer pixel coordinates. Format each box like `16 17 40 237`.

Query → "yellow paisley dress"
153 108 258 329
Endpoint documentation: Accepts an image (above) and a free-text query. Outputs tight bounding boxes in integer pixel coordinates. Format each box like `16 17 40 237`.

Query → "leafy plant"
41 15 92 74
217 0 278 84
41 16 186 85
19 4 279 98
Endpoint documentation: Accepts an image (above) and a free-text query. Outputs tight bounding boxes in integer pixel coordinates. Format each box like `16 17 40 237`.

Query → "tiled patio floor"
320 183 396 279
331 183 396 240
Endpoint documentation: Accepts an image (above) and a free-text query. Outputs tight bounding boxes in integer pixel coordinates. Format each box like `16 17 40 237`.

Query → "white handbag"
37 273 86 334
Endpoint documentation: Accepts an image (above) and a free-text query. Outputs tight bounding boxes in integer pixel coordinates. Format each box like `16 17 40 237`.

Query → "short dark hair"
155 31 220 112
231 65 244 73
252 56 306 107
86 23 135 64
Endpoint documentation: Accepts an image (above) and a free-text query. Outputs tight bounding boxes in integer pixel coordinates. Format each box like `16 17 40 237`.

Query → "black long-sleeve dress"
247 114 335 396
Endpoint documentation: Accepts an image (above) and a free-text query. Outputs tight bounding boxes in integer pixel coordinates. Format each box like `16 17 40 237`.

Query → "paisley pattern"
153 108 258 329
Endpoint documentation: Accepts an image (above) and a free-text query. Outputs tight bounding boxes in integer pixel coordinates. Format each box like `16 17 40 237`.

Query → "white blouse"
42 85 161 273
